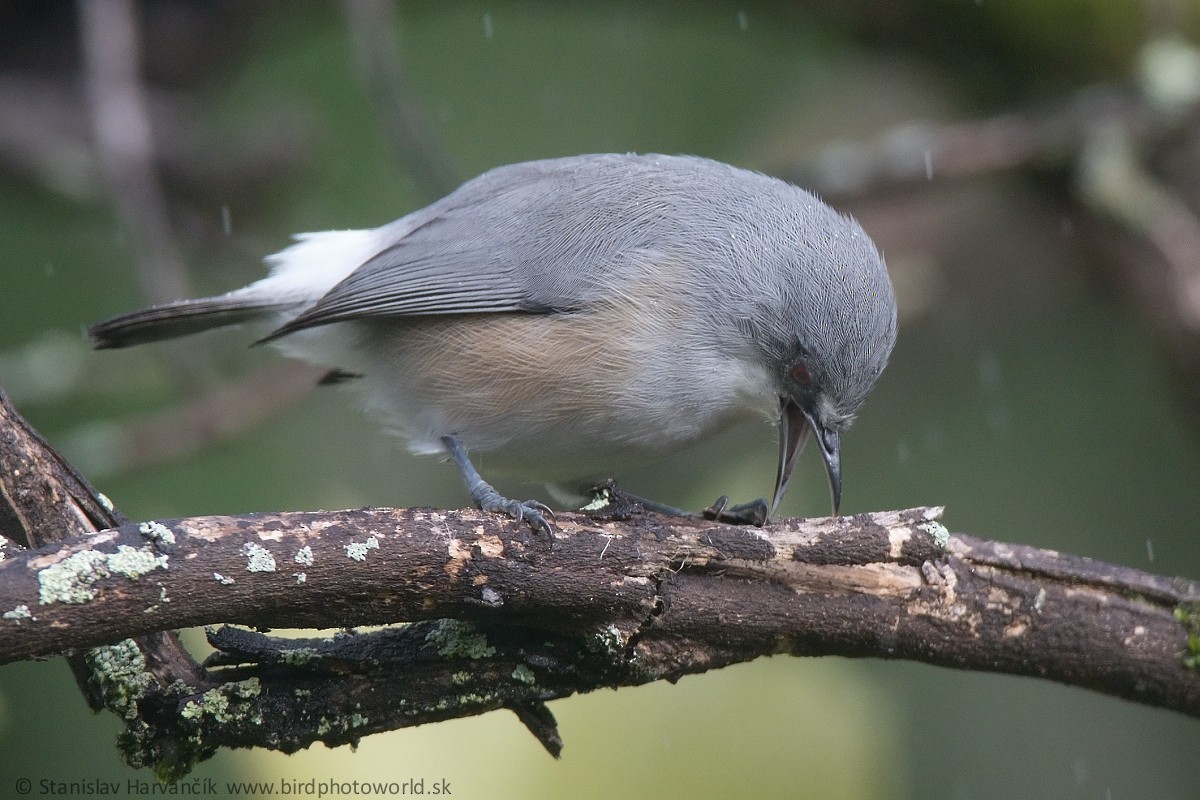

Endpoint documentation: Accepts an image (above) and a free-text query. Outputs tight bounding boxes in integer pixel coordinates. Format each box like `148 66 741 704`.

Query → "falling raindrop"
923 421 943 451
977 351 1002 394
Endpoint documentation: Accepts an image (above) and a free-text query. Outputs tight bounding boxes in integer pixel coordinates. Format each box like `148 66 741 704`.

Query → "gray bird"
89 153 897 534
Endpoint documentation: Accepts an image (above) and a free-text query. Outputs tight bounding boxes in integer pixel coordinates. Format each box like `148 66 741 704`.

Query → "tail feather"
87 296 293 350
89 228 382 350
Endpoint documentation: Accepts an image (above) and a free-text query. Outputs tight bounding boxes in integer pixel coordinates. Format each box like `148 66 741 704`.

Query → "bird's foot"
702 495 769 527
441 434 554 545
472 482 555 541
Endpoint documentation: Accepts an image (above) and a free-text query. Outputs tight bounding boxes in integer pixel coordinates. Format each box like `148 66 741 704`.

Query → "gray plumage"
90 153 897 521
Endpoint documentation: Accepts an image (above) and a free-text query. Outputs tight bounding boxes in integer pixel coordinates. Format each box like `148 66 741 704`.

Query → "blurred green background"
2 2 1200 798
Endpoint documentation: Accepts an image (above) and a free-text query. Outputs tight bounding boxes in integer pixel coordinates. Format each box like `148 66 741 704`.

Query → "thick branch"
2 391 1198 776
2 502 1198 753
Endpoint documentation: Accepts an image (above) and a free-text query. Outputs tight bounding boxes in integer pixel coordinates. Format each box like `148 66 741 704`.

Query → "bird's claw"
702 496 769 527
506 498 555 537
474 485 555 543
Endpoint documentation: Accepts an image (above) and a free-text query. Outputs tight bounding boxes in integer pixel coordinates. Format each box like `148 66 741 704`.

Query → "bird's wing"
262 155 677 340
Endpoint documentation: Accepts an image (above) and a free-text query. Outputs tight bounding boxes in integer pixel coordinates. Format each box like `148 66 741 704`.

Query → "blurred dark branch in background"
778 35 1200 405
342 0 461 201
2 2 462 477
0 72 309 204
2 390 1198 779
71 0 335 472
78 0 193 311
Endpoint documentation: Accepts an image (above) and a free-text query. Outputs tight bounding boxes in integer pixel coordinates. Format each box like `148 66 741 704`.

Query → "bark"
2 391 1198 779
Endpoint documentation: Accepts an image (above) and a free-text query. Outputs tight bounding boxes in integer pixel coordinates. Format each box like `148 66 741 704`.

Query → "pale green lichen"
38 550 109 604
294 545 314 566
432 692 492 712
511 664 536 685
918 520 950 548
138 520 175 546
242 542 276 573
344 535 379 562
39 545 168 605
108 545 169 579
181 690 229 721
424 619 496 659
591 624 626 655
580 489 611 512
213 572 235 585
100 657 212 781
315 710 369 736
181 678 262 724
84 640 158 721
1175 603 1200 669
279 647 317 667
3 604 33 623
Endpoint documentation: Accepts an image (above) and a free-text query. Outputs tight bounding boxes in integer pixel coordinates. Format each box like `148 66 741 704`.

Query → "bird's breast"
354 300 775 482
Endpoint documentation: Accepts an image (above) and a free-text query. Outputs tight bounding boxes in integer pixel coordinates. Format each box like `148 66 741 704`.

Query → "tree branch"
3 505 1199 767
2 390 1198 778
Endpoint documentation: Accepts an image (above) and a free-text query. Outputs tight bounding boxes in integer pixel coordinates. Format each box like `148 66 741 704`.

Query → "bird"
88 153 897 536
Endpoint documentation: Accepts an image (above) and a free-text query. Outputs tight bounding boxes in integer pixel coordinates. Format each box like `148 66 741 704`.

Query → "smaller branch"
0 388 218 758
1076 122 1200 332
775 89 1158 196
508 700 564 758
0 389 120 548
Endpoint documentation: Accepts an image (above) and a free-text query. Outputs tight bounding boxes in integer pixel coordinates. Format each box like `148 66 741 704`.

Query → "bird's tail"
88 229 382 350
86 295 294 350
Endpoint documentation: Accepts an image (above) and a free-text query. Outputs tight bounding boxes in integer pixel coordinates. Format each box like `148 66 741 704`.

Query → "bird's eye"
791 361 812 385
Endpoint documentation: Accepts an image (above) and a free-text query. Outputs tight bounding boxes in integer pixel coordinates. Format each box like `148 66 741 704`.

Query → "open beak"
771 399 842 518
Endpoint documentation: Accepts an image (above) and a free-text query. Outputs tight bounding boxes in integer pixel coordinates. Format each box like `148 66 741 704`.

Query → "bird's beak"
772 398 842 518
